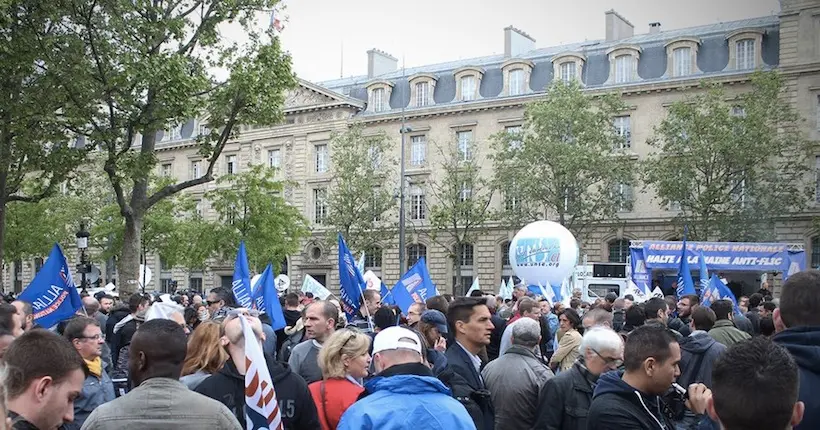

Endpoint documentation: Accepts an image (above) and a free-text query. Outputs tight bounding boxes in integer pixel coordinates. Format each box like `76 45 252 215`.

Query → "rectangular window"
673 47 691 77
164 125 182 142
459 182 472 203
313 188 327 224
460 76 476 101
457 130 473 161
613 116 631 149
614 55 632 83
367 146 381 169
189 277 203 291
199 124 210 136
506 125 522 150
560 62 577 83
411 135 426 166
268 149 281 169
315 144 328 173
410 184 426 220
458 244 474 266
415 82 429 107
160 278 174 294
372 88 385 112
191 161 201 179
614 183 634 212
736 39 755 69
509 69 525 95
505 191 519 212
226 155 237 175
161 163 172 177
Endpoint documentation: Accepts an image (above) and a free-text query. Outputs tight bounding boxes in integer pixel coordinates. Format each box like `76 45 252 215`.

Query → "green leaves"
491 80 635 239
642 71 812 241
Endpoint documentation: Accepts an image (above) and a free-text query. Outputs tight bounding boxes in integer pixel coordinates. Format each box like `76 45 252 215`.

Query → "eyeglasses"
78 334 103 341
206 300 220 305
592 349 623 368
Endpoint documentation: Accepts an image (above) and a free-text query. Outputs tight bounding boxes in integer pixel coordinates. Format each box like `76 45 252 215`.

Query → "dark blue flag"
338 234 366 322
233 241 253 308
380 282 396 306
392 257 438 314
676 230 696 297
18 244 82 328
253 263 287 331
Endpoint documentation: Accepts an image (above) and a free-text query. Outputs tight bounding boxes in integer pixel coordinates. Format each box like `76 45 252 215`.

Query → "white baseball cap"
372 326 423 355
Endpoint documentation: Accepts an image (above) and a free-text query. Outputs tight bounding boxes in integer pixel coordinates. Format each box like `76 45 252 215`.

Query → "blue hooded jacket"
773 326 820 430
337 363 476 430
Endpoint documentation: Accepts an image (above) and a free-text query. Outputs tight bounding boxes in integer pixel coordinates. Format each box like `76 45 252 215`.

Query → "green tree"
422 141 494 294
324 125 397 254
0 1 90 286
491 81 635 240
206 164 308 273
643 72 812 241
49 0 296 294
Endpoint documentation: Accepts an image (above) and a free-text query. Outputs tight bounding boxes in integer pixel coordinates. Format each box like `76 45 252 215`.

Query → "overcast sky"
242 0 781 83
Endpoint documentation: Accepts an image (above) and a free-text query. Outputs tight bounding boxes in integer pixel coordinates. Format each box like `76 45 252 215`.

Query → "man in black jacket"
534 327 623 430
445 297 495 430
196 309 319 430
587 324 711 430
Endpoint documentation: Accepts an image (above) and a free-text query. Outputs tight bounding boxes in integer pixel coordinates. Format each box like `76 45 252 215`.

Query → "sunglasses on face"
206 300 220 305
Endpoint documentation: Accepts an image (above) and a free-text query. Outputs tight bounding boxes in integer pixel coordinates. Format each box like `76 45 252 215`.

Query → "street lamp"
76 222 91 292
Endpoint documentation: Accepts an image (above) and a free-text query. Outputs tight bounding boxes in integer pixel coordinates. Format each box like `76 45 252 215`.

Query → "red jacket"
308 377 364 430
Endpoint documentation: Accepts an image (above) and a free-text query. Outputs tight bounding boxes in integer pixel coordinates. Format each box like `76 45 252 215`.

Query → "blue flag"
677 232 696 297
380 282 396 306
338 234 366 321
253 263 286 331
18 244 82 328
698 251 709 295
704 274 741 314
392 257 438 314
232 241 253 308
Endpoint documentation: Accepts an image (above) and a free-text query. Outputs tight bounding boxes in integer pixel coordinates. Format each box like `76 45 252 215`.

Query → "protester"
277 293 303 352
677 295 698 326
582 308 613 331
499 297 540 356
0 303 23 337
759 316 776 337
587 324 711 430
550 308 582 372
708 299 750 347
482 318 553 430
196 309 319 429
350 290 381 331
611 299 626 332
538 298 559 357
773 270 820 430
11 300 33 332
289 300 338 384
675 306 726 429
337 326 475 430
484 297 506 361
445 297 494 430
644 297 683 341
62 317 115 429
621 303 645 337
308 329 371 430
738 296 749 313
180 321 228 390
418 309 448 374
110 294 148 376
0 328 13 360
82 319 240 429
745 293 764 335
4 329 85 429
406 302 426 329
98 295 114 316
708 337 804 430
534 327 623 430
205 287 234 320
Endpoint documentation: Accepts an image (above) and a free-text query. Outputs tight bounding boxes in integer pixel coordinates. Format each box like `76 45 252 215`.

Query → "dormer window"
606 45 641 85
665 37 701 78
408 73 437 108
552 53 585 85
365 80 394 113
501 59 533 96
727 29 764 71
454 67 484 102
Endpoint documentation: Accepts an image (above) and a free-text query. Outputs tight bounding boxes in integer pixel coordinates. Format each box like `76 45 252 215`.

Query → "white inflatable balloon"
509 220 579 287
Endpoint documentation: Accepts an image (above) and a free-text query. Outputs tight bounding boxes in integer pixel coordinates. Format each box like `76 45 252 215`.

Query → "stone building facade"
5 1 820 296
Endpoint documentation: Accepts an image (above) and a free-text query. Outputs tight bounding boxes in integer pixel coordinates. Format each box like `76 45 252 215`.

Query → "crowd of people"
0 270 817 430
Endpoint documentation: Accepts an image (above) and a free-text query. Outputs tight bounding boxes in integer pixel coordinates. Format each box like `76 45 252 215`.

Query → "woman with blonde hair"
308 329 371 430
180 321 228 389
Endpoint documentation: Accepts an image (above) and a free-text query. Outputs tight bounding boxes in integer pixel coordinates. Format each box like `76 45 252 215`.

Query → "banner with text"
640 241 805 274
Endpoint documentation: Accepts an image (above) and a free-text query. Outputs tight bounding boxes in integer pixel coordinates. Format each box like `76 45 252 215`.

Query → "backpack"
278 328 304 363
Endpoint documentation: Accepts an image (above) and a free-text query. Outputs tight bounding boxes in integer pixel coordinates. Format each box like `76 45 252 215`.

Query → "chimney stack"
504 26 536 58
367 49 398 78
605 10 634 41
649 22 662 34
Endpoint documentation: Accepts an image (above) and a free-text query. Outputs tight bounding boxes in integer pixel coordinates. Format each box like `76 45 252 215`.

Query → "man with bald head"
196 309 319 429
11 300 34 332
82 319 241 429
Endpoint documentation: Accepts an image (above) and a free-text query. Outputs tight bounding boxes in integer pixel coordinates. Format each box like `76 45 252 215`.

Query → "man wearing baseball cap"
337 326 476 430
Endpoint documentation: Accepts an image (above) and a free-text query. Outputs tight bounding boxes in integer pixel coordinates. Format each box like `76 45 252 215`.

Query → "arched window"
407 244 426 268
364 247 383 271
608 239 630 263
811 237 820 269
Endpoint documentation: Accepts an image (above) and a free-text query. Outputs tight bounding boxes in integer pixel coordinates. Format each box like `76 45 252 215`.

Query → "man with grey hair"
582 307 614 331
482 318 554 430
533 327 624 430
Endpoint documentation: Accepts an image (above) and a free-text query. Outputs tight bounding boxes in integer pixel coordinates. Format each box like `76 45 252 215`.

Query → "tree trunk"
118 213 143 297
0 191 6 293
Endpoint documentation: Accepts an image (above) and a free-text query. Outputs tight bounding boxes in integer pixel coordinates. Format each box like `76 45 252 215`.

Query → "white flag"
363 270 382 291
301 274 332 300
240 315 283 429
539 282 555 303
356 252 366 274
651 286 664 298
465 277 480 296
